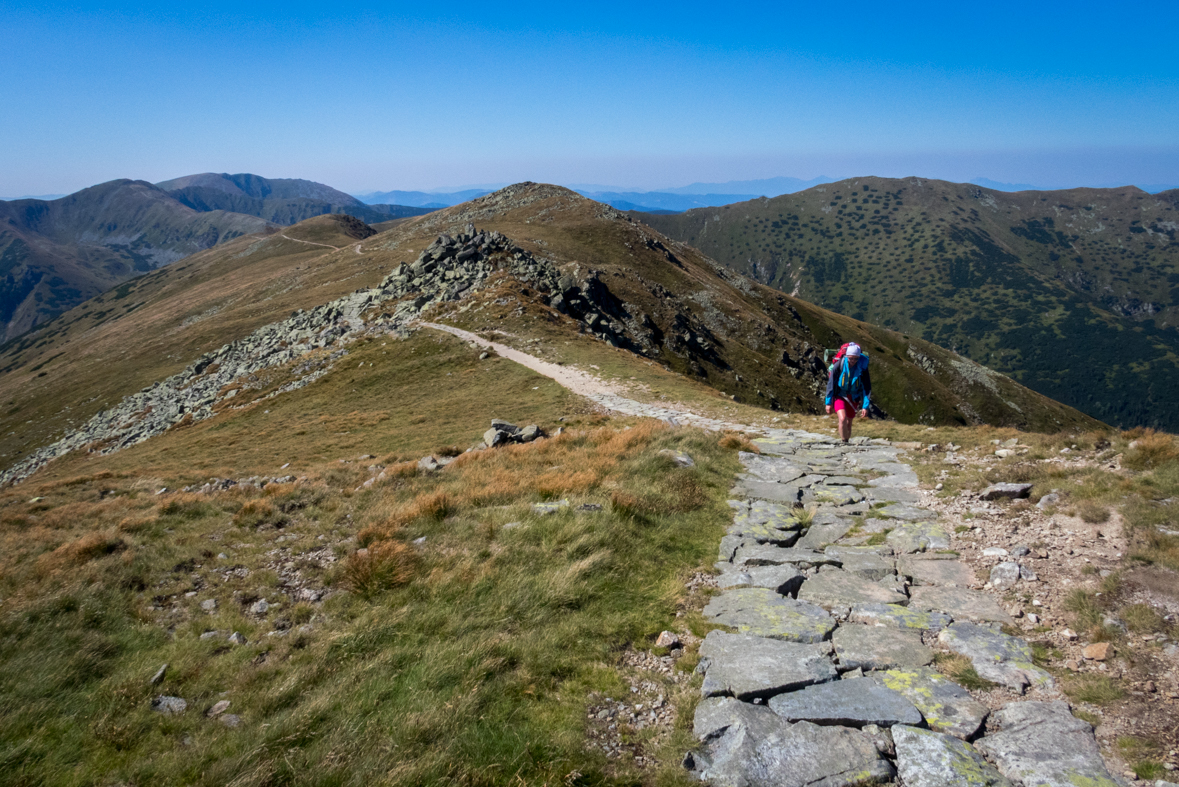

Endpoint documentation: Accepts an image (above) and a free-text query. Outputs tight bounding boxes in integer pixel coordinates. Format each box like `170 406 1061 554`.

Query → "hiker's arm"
824 366 836 406
861 365 872 412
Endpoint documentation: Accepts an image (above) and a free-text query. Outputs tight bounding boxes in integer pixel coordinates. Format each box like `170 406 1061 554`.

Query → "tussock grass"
932 652 998 691
1123 430 1179 471
1064 674 1126 705
342 541 417 598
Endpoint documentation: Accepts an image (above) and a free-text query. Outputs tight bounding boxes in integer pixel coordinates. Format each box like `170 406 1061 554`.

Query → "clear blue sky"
3 0 1177 196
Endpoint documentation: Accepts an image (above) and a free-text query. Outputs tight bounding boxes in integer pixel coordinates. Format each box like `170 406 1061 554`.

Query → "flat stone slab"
979 483 1033 501
849 603 953 631
819 475 863 486
863 486 922 504
824 547 896 581
739 456 806 484
729 519 800 546
717 564 805 595
693 695 782 742
899 555 976 586
794 521 854 550
735 479 802 504
733 545 842 568
975 701 1120 787
939 622 1054 693
703 588 836 643
768 678 923 727
893 725 1014 787
874 503 937 522
805 486 865 506
699 631 837 700
833 624 934 671
797 567 909 611
909 586 1013 625
871 667 990 739
691 712 895 787
910 584 1013 626
887 521 951 553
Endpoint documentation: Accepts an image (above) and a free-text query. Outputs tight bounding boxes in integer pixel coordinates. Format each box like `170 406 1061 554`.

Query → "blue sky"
3 0 1177 196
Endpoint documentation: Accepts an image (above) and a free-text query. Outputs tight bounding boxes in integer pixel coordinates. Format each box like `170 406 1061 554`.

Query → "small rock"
479 352 489 360
200 630 219 640
982 547 1009 558
1062 628 1078 641
1011 545 1031 557
151 696 187 714
220 714 241 728
1082 642 1113 661
200 599 217 612
228 631 247 645
655 631 681 649
150 663 168 685
990 562 1023 590
207 700 231 717
250 599 269 615
979 483 1032 501
412 536 427 546
418 455 441 472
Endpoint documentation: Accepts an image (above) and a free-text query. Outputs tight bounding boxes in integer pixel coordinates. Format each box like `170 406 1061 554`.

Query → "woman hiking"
825 342 871 443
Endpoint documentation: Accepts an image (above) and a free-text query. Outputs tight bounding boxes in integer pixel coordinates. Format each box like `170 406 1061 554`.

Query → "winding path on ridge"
278 233 342 251
424 320 1128 787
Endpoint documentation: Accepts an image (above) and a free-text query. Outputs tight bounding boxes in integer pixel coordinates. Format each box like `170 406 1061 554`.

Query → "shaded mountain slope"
158 172 434 225
637 177 1179 430
0 180 271 340
0 186 1102 481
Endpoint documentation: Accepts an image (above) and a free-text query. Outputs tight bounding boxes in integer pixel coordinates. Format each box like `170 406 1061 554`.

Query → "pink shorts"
833 398 857 417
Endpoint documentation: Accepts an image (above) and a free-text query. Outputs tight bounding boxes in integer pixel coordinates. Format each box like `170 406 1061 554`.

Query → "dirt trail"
278 234 341 251
421 322 751 431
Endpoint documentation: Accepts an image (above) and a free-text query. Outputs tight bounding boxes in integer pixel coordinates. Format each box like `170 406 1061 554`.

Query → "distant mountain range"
637 176 1179 430
0 174 433 341
157 173 433 225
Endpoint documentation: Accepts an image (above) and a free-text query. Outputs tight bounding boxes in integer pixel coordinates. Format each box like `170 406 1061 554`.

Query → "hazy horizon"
3 1 1176 197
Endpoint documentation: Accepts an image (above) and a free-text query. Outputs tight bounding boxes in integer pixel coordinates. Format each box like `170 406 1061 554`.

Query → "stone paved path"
688 433 1125 787
425 325 1131 786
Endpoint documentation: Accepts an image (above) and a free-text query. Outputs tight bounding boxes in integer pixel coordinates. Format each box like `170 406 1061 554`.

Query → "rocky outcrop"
1 225 625 485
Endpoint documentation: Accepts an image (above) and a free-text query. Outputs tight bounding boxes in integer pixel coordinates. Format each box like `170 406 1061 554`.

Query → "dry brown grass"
1123 430 1179 471
341 539 418 599
719 431 759 453
1077 500 1111 524
358 490 452 546
35 529 125 574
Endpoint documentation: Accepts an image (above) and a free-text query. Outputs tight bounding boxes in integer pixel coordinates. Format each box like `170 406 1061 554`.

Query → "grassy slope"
0 327 742 787
638 178 1179 430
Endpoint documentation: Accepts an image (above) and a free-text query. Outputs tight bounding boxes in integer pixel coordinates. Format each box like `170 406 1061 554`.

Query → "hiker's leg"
837 409 852 441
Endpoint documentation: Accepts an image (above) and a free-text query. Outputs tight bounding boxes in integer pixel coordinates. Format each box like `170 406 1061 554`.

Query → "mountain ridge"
635 176 1179 429
0 183 1100 482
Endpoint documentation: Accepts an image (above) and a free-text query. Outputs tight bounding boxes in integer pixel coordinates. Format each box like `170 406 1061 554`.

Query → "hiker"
825 342 871 443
